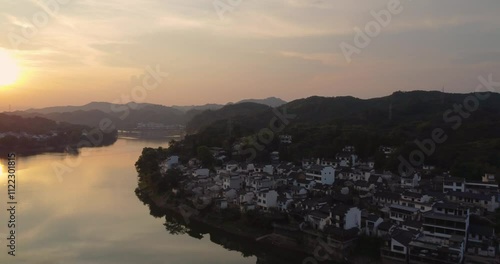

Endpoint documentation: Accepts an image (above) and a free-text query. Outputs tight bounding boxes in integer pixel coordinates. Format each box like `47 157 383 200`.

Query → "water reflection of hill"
136 190 309 264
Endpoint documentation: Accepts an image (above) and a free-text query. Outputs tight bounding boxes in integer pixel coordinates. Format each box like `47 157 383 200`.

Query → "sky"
0 0 499 111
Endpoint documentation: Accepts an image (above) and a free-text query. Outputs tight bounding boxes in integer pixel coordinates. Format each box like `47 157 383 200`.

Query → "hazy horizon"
1 0 500 111
5 89 500 113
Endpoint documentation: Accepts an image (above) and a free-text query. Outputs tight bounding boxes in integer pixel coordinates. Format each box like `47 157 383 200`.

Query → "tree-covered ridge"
0 113 117 155
173 91 500 181
186 102 272 134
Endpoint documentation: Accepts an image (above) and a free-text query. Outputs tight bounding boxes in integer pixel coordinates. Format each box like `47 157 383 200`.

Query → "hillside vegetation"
176 91 500 180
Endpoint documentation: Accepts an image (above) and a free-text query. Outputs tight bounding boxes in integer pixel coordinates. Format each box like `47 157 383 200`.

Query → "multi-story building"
446 191 500 213
408 235 465 264
222 173 243 190
305 165 335 185
256 189 278 211
329 204 361 230
422 202 469 242
389 204 420 224
443 177 465 192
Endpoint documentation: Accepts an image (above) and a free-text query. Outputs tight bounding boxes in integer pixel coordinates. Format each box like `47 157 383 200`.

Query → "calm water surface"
0 138 257 264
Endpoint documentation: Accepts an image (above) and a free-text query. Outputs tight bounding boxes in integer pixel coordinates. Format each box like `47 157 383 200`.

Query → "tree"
197 145 215 168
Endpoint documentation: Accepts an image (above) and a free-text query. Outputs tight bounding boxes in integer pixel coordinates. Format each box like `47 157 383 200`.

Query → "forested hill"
0 113 117 155
177 91 500 180
186 102 272 134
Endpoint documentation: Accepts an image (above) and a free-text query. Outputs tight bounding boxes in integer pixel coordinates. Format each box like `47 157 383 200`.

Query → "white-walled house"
320 159 338 168
277 193 293 212
224 189 238 200
330 205 361 230
389 204 420 224
247 176 274 191
443 177 465 192
400 173 421 188
239 191 255 204
363 214 384 236
263 165 274 175
293 179 316 189
306 165 335 185
307 209 331 231
422 202 470 243
257 190 279 211
348 171 364 182
373 191 401 207
336 152 357 167
222 174 243 190
446 191 500 213
215 198 228 210
193 168 210 178
398 191 434 212
388 229 413 257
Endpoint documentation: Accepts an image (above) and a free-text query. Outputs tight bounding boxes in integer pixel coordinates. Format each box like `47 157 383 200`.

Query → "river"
0 138 260 264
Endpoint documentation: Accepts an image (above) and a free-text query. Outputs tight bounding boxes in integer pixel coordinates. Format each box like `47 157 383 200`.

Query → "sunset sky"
1 0 499 111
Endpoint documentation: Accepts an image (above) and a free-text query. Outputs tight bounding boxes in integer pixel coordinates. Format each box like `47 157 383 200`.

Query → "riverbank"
141 189 314 262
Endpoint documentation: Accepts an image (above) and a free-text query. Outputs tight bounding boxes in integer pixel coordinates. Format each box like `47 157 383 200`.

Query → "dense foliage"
0 113 117 155
174 91 500 180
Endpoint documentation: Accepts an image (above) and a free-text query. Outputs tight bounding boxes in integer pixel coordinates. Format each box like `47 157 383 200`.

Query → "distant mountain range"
171 97 286 112
3 91 500 180
6 97 287 129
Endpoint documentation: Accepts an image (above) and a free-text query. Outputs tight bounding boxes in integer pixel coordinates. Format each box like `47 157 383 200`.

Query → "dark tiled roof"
378 221 393 231
374 191 401 200
423 211 467 222
355 180 370 187
403 191 423 199
392 229 414 246
403 219 422 229
309 164 327 171
422 191 446 200
330 204 353 216
433 201 468 211
303 198 320 207
331 193 353 203
389 204 419 213
447 191 491 201
368 175 381 183
296 178 311 184
367 214 381 222
308 210 329 219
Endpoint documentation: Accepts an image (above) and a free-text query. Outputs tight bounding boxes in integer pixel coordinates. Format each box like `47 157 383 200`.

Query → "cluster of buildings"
136 122 185 130
160 145 499 263
0 131 58 140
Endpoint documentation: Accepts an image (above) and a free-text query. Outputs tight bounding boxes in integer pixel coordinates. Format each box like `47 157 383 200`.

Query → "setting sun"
0 49 21 86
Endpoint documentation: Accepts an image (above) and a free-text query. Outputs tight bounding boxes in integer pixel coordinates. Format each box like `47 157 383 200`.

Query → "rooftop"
423 211 467 222
390 204 420 213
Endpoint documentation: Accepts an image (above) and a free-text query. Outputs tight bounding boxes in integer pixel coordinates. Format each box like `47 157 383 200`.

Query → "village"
157 141 500 264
